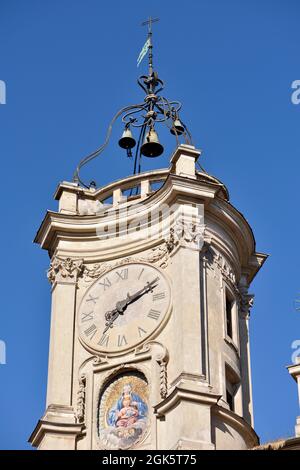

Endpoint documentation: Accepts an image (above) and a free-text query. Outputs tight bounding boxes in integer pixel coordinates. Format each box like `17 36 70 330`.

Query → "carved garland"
76 374 86 423
158 359 168 399
47 219 205 285
81 229 178 283
81 220 205 283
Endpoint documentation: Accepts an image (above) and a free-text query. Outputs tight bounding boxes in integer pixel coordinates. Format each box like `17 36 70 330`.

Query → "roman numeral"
81 311 94 322
153 292 165 301
147 309 161 321
116 269 128 281
117 334 127 347
86 294 99 305
98 334 109 347
138 326 147 337
84 324 97 340
98 277 111 290
138 268 144 280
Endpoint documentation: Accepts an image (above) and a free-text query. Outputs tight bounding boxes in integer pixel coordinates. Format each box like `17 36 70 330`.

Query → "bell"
170 118 185 135
118 127 136 150
141 129 164 158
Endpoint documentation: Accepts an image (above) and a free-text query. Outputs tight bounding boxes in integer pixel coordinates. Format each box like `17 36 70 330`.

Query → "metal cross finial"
141 16 159 77
141 16 159 34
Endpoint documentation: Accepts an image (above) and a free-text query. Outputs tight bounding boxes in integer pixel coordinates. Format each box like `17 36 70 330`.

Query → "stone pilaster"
238 276 254 426
29 257 84 450
46 256 83 408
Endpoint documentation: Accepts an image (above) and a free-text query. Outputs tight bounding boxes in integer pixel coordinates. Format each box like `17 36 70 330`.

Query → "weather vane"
73 17 192 188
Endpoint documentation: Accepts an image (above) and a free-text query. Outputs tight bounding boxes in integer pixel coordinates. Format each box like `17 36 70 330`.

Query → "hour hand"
103 308 119 334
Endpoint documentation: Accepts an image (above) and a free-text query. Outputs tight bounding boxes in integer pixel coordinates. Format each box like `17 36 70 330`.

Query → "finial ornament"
73 19 193 189
140 16 159 75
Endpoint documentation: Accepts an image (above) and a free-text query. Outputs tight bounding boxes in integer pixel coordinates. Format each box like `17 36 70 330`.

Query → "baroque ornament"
47 256 83 284
173 218 205 250
238 285 254 319
81 230 178 283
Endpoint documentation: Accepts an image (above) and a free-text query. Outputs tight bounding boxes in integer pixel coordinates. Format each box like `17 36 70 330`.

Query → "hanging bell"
141 129 164 158
118 127 136 150
170 118 185 135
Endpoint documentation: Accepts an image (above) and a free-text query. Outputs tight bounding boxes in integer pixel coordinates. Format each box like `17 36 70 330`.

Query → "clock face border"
77 261 172 355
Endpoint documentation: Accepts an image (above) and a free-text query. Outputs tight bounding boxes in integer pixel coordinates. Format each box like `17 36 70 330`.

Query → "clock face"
78 263 171 353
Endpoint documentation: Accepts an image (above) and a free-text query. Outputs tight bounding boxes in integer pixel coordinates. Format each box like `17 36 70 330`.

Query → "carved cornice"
29 419 82 448
154 381 220 417
212 405 259 448
34 172 222 253
47 256 83 285
29 405 82 448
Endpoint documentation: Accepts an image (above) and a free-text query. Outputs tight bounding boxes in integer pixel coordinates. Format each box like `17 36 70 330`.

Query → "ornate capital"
173 218 205 250
239 285 254 319
47 256 84 284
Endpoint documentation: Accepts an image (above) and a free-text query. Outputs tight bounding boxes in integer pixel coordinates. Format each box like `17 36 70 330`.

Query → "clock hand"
102 308 119 334
116 277 159 311
102 277 159 335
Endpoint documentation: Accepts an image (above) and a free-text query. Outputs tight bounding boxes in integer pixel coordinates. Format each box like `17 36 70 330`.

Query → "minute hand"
102 277 159 335
120 277 160 310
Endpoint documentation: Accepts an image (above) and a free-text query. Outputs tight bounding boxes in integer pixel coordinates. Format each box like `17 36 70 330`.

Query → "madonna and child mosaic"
98 371 149 449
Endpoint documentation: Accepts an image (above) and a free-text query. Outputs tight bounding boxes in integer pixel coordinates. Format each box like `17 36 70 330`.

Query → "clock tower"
29 25 267 450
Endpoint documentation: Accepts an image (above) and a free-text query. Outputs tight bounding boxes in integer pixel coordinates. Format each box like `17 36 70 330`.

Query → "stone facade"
29 145 267 450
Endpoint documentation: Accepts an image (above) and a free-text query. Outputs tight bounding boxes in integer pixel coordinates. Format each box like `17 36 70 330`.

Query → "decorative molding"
80 221 205 284
212 405 259 448
81 232 178 283
47 256 83 284
93 355 108 366
96 362 149 386
154 382 221 418
76 374 86 424
170 372 207 388
82 257 131 283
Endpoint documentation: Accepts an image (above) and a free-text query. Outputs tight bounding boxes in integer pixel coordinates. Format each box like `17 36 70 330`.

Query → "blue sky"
0 0 299 449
